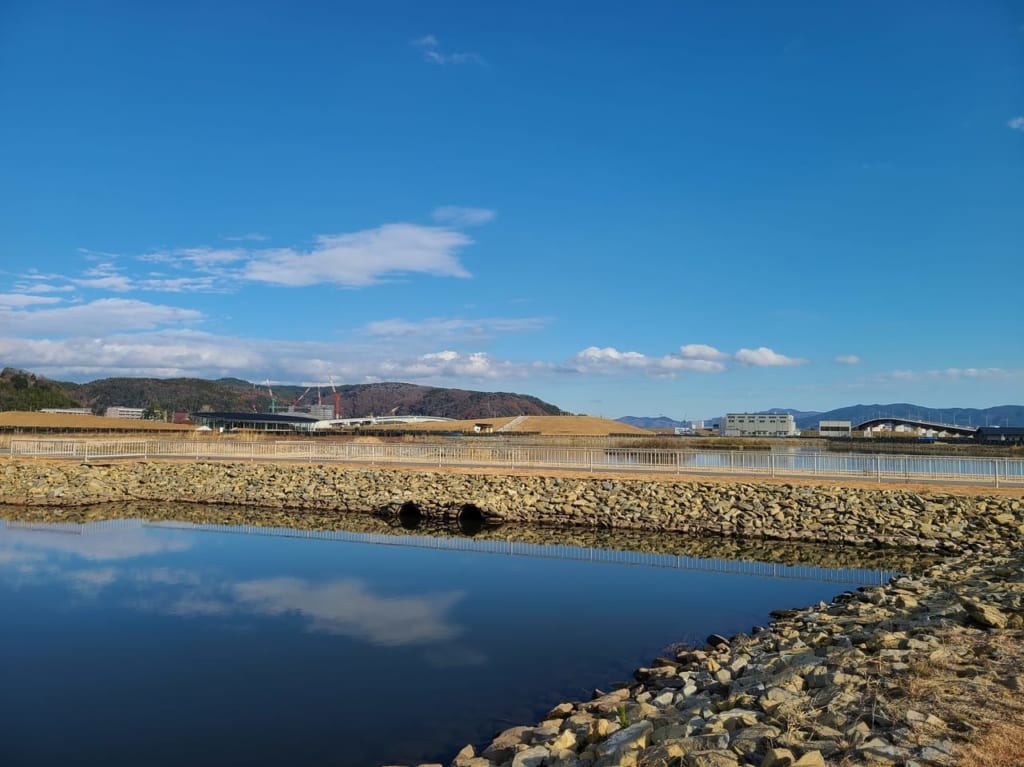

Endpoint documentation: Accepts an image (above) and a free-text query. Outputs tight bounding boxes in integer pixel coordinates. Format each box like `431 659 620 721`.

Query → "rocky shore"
427 545 1023 767
1 460 1021 553
1 459 1022 765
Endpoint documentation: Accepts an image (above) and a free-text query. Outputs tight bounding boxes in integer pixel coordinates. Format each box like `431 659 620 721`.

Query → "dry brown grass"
0 411 190 431
958 720 1024 767
363 415 653 436
892 627 1024 766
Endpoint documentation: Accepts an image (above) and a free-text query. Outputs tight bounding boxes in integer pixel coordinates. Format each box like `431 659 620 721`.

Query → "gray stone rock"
510 746 549 767
961 598 1009 628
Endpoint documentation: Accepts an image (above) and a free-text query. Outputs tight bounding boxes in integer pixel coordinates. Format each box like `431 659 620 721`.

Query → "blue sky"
1 1 1022 420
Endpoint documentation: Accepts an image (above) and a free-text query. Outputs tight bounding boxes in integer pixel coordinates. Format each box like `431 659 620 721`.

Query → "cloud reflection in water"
233 577 465 646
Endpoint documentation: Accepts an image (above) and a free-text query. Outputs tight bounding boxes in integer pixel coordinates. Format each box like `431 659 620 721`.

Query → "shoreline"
1 458 1021 765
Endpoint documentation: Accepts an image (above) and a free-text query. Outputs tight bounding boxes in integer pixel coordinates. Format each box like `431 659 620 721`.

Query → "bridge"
853 417 979 438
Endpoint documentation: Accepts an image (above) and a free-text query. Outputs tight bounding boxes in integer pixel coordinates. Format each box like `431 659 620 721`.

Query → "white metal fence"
8 437 1023 486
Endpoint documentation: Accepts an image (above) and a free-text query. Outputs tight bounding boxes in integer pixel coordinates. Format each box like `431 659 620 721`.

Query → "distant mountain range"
4 367 1021 430
619 403 1024 431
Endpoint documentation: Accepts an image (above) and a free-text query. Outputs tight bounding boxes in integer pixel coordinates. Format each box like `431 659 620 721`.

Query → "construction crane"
328 375 341 419
291 385 313 410
263 379 278 414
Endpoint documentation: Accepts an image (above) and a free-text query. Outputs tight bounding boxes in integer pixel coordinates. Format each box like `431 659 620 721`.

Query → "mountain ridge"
48 374 565 421
618 404 1024 430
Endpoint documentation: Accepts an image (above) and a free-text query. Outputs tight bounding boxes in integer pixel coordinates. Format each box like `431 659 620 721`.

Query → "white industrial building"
818 420 852 438
104 406 146 419
720 413 797 438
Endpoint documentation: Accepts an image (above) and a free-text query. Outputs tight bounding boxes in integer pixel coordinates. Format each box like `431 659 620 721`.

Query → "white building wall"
720 413 797 437
104 406 145 419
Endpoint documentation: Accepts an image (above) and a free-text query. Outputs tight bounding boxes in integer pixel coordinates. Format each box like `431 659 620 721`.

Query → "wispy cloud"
75 263 135 292
19 283 75 294
834 354 862 365
0 298 202 336
17 217 489 297
0 293 62 307
221 233 269 242
432 206 495 226
359 316 549 342
934 367 1015 379
734 347 808 367
412 34 485 66
0 330 267 378
855 367 1024 387
1008 116 1024 132
242 225 473 286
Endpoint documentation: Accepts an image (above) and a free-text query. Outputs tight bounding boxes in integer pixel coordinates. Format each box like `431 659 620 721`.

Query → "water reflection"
0 502 934 573
232 577 463 644
0 504 928 767
0 520 465 648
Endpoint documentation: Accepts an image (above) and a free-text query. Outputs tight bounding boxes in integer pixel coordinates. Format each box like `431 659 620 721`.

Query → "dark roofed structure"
974 426 1024 445
191 411 321 432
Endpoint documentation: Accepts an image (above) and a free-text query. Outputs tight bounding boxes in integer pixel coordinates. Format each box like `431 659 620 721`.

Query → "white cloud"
380 350 514 379
28 218 487 297
20 283 75 294
412 34 485 65
678 343 728 360
0 298 202 336
834 354 862 365
575 346 650 369
74 263 135 292
0 330 267 378
0 293 62 307
734 347 808 367
139 275 222 292
431 206 495 227
242 224 474 287
662 358 727 373
1008 116 1024 132
571 346 726 377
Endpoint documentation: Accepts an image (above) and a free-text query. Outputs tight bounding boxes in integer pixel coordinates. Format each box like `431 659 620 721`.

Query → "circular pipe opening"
457 504 484 535
398 502 422 529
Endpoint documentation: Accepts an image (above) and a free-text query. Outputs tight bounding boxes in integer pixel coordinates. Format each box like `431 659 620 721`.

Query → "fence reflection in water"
0 518 896 586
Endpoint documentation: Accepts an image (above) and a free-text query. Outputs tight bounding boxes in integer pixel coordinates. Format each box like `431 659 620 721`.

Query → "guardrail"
8 438 1023 487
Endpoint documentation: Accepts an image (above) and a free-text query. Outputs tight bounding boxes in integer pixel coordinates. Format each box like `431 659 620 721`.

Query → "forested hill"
0 368 83 411
44 374 563 420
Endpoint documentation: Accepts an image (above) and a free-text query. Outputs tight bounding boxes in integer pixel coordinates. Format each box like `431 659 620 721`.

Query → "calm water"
0 510 898 767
